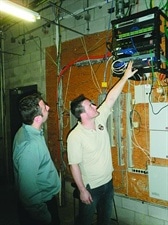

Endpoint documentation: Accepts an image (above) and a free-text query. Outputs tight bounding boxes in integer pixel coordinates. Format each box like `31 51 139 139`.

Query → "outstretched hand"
123 61 138 80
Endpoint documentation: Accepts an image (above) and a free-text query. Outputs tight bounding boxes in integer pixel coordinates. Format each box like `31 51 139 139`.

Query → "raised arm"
105 61 137 108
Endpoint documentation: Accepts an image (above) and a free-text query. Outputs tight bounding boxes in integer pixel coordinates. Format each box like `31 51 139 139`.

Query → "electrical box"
149 102 168 159
134 84 151 103
148 165 168 201
111 7 168 80
150 130 168 159
149 102 168 130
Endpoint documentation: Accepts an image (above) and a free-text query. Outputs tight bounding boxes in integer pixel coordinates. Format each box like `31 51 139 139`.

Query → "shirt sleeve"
97 101 112 124
67 130 83 165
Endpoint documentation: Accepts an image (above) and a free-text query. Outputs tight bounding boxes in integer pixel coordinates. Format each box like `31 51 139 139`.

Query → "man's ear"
34 115 41 123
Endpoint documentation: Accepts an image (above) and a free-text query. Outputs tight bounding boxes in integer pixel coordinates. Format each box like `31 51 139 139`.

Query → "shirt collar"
23 123 44 136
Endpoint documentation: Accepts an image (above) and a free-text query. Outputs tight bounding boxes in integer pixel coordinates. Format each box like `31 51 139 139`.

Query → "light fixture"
0 0 40 22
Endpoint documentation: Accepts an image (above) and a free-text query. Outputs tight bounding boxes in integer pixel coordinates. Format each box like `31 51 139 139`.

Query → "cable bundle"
111 60 127 75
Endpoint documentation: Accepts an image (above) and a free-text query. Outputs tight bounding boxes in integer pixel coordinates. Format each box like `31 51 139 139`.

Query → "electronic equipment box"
111 7 168 80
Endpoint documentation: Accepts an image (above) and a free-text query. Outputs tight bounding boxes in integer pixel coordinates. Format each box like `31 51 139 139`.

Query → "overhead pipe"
115 0 125 18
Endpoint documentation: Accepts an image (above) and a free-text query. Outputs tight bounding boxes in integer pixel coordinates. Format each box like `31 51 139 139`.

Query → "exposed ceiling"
0 0 89 39
0 0 50 31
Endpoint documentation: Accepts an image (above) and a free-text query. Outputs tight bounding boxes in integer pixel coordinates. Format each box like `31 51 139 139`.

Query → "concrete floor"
59 204 120 225
0 184 19 225
0 184 124 225
0 184 74 225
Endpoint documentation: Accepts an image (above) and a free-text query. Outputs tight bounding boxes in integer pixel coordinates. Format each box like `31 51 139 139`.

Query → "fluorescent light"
0 0 40 22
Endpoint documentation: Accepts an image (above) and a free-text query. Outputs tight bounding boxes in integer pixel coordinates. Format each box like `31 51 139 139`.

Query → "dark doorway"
8 84 37 183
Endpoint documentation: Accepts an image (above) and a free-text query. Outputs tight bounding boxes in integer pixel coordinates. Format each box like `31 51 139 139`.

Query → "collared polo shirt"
67 102 114 189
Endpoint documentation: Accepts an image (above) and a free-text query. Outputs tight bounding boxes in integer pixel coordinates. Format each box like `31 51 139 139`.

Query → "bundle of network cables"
111 59 128 76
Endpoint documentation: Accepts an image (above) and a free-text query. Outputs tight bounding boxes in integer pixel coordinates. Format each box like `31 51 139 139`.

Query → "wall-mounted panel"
149 102 168 131
150 130 168 159
148 165 168 201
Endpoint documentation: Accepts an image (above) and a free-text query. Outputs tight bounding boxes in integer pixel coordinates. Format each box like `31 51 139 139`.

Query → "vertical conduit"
126 93 133 168
54 2 66 206
114 93 125 166
0 32 8 181
115 0 125 18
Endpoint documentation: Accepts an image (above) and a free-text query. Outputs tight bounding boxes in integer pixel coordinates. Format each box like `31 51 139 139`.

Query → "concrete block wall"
115 195 168 225
59 0 155 42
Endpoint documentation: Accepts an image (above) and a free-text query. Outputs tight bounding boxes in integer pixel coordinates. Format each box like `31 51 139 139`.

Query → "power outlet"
128 167 148 174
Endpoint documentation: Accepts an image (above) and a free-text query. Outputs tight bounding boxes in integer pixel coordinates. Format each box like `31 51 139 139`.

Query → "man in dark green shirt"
13 93 61 225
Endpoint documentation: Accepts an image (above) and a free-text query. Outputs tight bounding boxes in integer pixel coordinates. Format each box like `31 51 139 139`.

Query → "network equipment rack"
111 7 168 80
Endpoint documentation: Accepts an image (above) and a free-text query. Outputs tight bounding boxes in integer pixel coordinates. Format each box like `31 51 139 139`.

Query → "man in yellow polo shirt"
67 61 137 225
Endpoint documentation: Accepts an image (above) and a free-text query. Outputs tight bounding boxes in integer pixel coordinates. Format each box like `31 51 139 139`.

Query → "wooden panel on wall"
46 31 168 207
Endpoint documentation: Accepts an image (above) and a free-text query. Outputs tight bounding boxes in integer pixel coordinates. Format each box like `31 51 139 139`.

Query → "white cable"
80 36 102 93
111 59 127 75
103 55 114 81
63 66 71 110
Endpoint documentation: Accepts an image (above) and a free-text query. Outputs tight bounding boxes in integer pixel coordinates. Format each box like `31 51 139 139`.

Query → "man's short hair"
70 94 89 121
19 92 43 125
